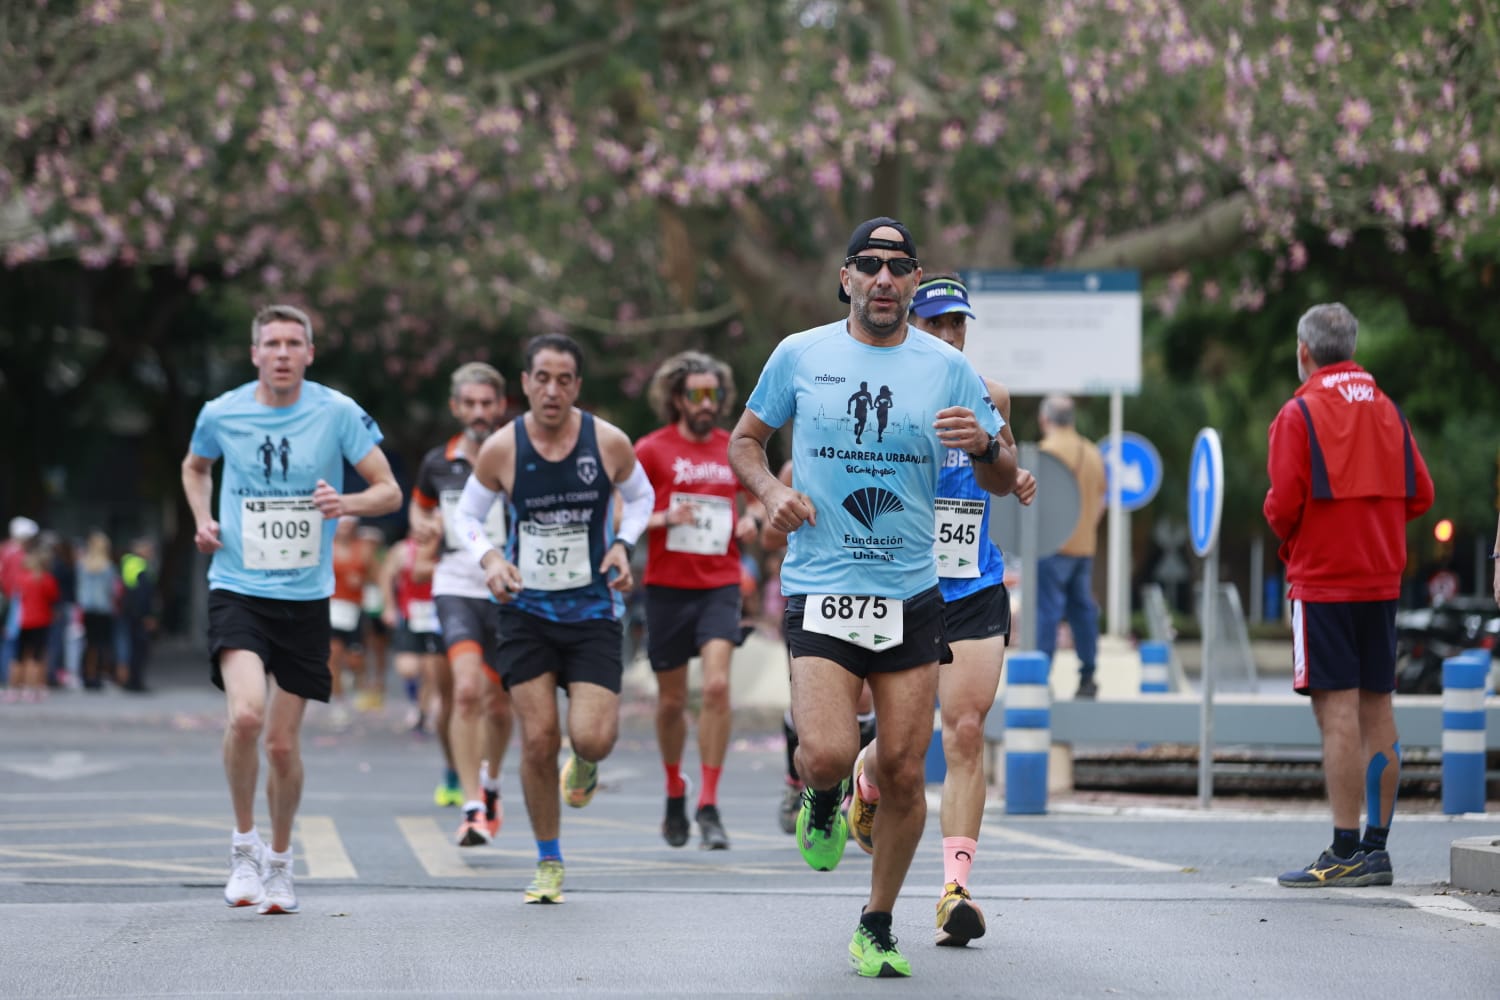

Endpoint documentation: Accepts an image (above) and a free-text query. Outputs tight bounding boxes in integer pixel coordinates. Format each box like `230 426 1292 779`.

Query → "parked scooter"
1394 596 1500 694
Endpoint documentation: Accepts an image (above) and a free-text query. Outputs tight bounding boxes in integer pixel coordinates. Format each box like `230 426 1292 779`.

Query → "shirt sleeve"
744 340 795 430
955 364 1003 437
412 451 439 509
341 399 384 464
188 404 222 460
1263 401 1308 542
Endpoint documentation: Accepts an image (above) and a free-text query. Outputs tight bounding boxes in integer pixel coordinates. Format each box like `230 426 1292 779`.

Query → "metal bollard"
1004 651 1051 815
1441 651 1489 815
1139 641 1170 694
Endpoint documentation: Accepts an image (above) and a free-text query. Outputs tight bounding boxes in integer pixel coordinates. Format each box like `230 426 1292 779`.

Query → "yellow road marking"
396 816 473 878
298 815 356 880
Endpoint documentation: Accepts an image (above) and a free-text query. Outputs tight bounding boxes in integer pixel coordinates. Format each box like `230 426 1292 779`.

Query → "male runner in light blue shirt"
730 218 1016 978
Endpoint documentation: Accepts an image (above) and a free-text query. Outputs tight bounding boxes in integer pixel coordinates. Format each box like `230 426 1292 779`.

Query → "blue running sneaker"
1278 849 1391 887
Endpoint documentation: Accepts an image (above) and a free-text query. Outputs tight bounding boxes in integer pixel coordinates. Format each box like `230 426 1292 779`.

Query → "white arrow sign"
1120 459 1145 495
1193 456 1210 533
2 752 128 781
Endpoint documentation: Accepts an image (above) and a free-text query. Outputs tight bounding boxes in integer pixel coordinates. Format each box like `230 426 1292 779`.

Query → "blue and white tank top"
935 448 1006 602
505 412 621 622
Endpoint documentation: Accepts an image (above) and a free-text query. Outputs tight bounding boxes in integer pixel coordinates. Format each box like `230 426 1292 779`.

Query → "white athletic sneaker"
257 857 299 915
224 842 265 908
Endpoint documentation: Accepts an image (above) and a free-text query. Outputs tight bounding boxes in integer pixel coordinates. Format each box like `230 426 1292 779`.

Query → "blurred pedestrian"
76 530 119 691
4 536 60 701
1035 394 1106 698
1264 303 1433 887
1 516 40 687
118 537 157 693
45 533 78 688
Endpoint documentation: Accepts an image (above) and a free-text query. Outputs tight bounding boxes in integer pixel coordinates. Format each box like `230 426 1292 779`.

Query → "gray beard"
854 298 905 338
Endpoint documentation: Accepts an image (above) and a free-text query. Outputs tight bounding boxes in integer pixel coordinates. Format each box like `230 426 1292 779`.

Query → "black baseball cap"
838 216 918 303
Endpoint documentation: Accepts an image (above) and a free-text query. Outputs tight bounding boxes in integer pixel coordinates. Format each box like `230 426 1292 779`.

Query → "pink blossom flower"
1458 142 1481 173
1371 185 1402 222
1336 97 1372 133
87 1 120 26
1406 185 1441 227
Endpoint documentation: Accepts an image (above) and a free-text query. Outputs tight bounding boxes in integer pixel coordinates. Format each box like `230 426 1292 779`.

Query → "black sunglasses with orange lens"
845 255 920 277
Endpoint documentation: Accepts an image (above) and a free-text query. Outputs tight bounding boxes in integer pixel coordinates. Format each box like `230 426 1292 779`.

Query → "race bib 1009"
241 498 322 571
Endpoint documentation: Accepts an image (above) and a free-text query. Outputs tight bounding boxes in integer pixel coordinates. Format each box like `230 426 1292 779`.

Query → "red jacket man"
1263 303 1432 890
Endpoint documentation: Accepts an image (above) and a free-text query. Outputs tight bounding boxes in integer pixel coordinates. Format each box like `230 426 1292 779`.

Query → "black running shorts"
783 586 951 678
1291 598 1397 695
496 608 623 693
644 584 742 672
941 582 1011 645
208 589 333 702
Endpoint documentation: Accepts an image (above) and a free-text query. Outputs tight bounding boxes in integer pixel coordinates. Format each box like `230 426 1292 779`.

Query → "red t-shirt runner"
634 425 745 590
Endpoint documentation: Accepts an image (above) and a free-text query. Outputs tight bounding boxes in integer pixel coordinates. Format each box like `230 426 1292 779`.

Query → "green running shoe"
433 780 464 808
560 753 599 808
849 922 911 978
795 785 848 872
524 859 565 904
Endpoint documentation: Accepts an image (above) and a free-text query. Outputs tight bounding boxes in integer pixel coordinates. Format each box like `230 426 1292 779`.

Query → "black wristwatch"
611 538 636 559
968 433 1001 465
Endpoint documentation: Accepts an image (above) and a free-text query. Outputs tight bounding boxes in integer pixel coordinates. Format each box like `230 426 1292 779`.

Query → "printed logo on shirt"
256 435 293 485
671 457 737 486
841 487 904 531
844 382 898 445
576 454 599 485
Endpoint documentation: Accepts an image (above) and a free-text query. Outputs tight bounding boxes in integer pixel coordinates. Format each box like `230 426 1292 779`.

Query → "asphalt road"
2 653 1498 998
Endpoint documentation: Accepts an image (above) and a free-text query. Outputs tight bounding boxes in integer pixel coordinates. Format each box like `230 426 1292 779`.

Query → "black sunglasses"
845 255 920 277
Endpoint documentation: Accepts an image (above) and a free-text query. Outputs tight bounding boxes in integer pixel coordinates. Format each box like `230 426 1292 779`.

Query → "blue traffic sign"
1188 428 1224 557
1096 432 1162 512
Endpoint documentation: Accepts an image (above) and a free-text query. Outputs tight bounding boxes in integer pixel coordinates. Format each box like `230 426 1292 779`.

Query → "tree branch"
496 278 738 337
1060 193 1252 275
492 0 740 90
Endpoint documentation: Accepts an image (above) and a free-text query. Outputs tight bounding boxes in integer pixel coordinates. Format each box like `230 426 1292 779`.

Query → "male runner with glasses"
851 273 1037 950
634 351 759 850
730 218 1017 977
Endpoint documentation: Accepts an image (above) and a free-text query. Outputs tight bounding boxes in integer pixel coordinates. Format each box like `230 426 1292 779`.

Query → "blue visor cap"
910 278 976 319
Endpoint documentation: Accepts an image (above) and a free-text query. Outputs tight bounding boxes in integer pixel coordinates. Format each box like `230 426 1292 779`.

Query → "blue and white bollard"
1004 651 1051 815
1441 651 1488 815
924 702 946 784
1139 641 1170 694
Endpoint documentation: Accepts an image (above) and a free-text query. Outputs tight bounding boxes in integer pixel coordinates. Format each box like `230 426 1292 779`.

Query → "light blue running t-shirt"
188 380 384 601
745 320 1003 600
